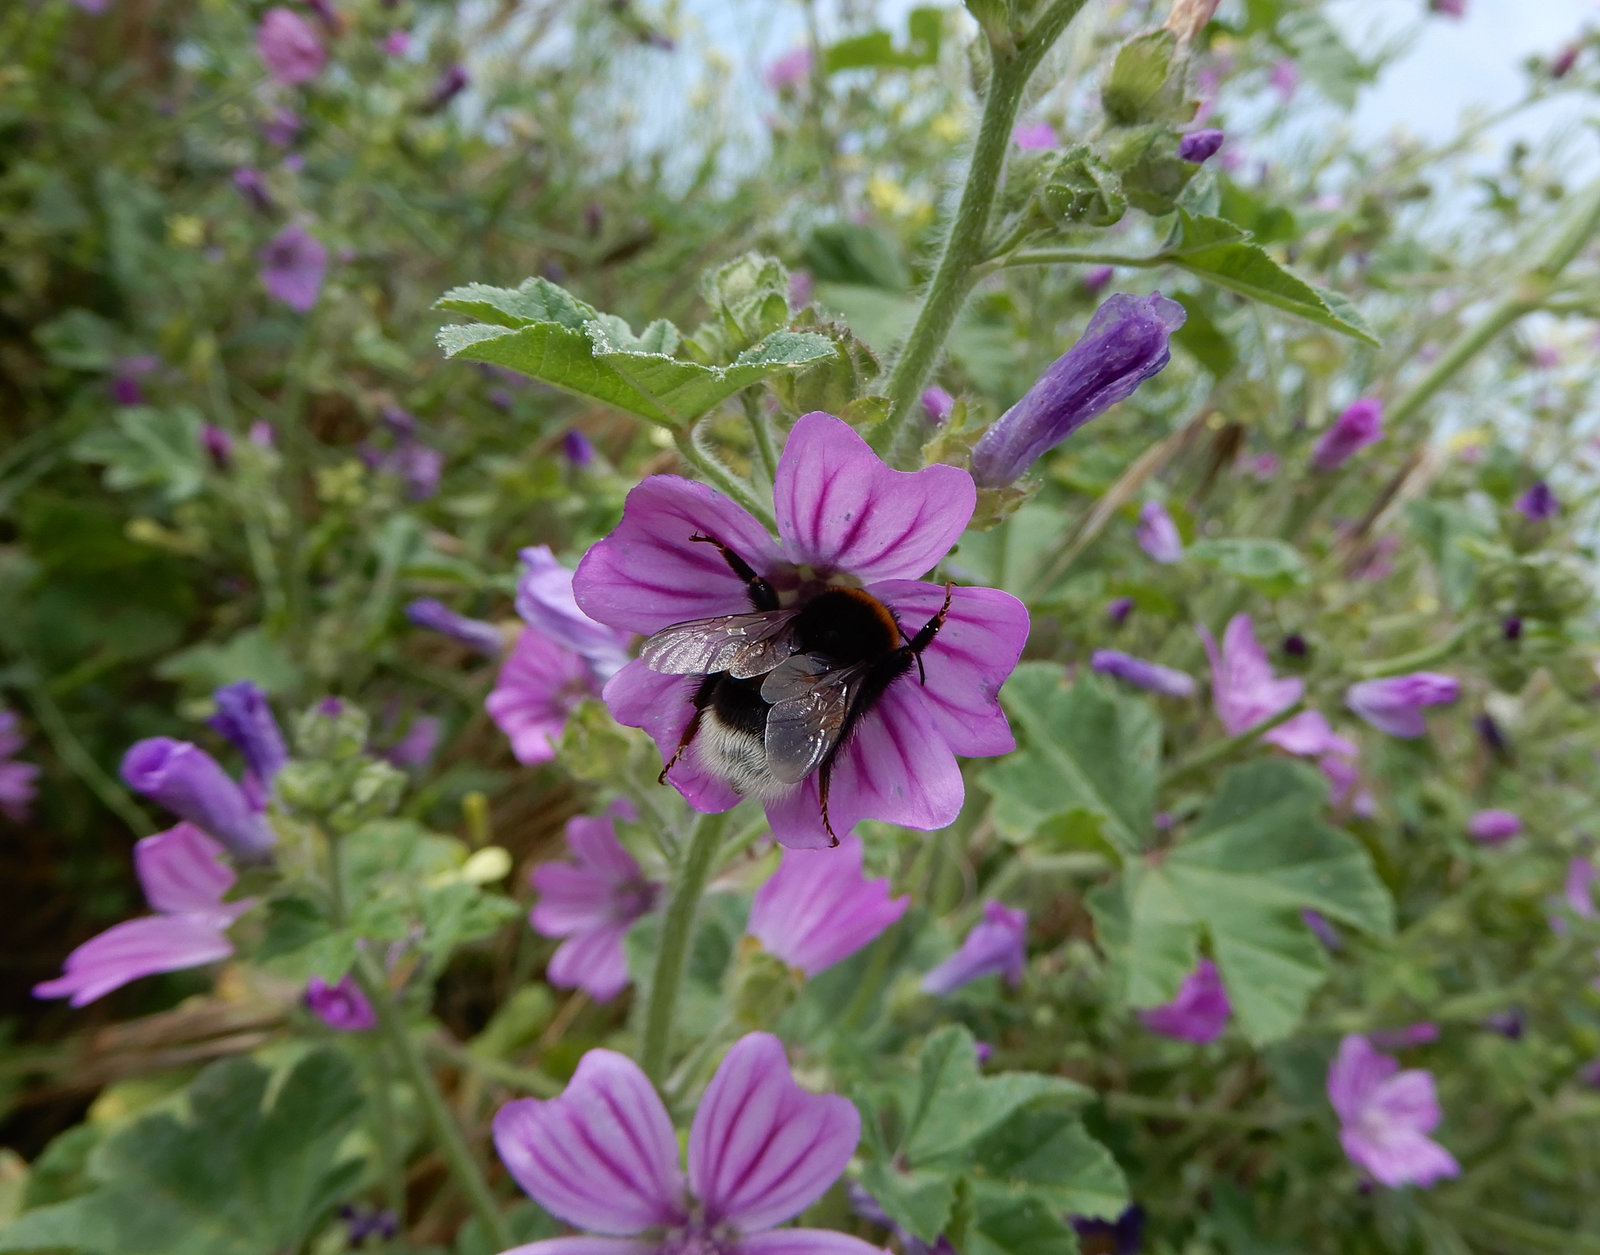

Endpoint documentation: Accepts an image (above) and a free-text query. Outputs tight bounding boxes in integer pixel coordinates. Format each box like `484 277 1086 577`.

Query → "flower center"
657 1223 737 1255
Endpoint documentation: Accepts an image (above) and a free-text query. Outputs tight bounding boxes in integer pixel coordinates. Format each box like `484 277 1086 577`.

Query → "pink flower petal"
1326 1034 1397 1126
135 823 237 918
773 413 975 584
763 682 964 848
870 581 1027 757
689 1033 860 1231
486 630 595 765
1342 1127 1460 1189
738 1230 891 1255
33 915 235 1007
493 1051 686 1235
497 1239 656 1255
747 836 909 976
546 922 632 1003
1368 1070 1443 1134
574 476 782 636
601 660 741 813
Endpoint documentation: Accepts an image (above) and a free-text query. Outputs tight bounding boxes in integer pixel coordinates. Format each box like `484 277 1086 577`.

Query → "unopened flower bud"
1178 128 1224 163
1311 398 1384 472
969 293 1184 487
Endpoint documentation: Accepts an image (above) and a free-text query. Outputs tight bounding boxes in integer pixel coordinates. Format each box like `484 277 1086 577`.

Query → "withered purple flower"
1140 958 1230 1042
306 975 377 1031
970 294 1184 487
1091 649 1196 698
1312 399 1384 472
922 901 1027 995
405 599 504 656
259 225 327 313
1346 673 1458 738
121 738 275 863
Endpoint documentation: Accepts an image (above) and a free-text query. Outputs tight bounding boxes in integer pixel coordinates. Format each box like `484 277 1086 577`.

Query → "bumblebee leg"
689 533 779 611
659 677 714 784
818 760 840 847
907 582 956 685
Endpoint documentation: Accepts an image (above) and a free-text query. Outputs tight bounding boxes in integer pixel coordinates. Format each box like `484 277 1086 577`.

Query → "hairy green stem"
742 394 780 488
879 0 1092 466
1353 621 1476 679
355 954 512 1249
426 1038 562 1098
675 425 777 530
639 812 725 1083
1159 700 1305 790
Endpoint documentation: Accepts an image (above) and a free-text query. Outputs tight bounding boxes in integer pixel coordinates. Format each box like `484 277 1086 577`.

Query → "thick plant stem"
675 424 777 530
356 954 513 1250
878 0 1091 467
639 812 725 1083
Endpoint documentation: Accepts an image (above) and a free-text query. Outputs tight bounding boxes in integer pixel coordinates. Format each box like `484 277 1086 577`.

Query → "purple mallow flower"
306 975 377 1030
1198 614 1357 760
263 107 302 147
922 901 1027 995
493 1032 879 1255
1012 121 1058 149
1135 501 1183 563
257 7 326 85
201 423 233 471
259 225 327 312
425 64 469 111
109 354 159 407
120 738 275 863
921 386 955 426
1303 908 1342 951
486 630 596 765
1091 649 1196 699
1140 958 1230 1042
1468 809 1521 844
765 47 813 92
747 835 909 977
1312 398 1384 472
1515 481 1558 521
970 294 1184 487
1178 128 1224 163
516 546 631 681
405 598 504 656
574 412 1028 850
1106 595 1134 625
529 806 659 1002
1346 673 1458 738
380 29 410 56
0 709 41 823
34 824 251 1005
1328 1034 1459 1189
209 681 288 808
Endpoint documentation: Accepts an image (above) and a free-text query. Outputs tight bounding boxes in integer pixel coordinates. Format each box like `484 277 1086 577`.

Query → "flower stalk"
639 811 726 1083
878 0 1093 467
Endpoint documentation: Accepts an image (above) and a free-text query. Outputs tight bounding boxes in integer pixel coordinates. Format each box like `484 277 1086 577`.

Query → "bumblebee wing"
639 609 801 677
760 655 871 785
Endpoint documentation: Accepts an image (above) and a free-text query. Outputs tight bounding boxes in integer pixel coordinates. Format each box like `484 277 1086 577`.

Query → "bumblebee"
640 533 953 843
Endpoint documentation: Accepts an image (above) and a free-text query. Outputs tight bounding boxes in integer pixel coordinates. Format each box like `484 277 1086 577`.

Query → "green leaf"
1089 760 1395 1043
155 628 304 696
824 7 942 71
965 1193 1081 1255
436 278 832 429
855 1161 957 1245
70 406 207 504
1166 212 1378 345
34 309 121 371
982 666 1160 856
1171 290 1239 378
968 1108 1128 1219
1186 537 1311 597
0 1053 364 1255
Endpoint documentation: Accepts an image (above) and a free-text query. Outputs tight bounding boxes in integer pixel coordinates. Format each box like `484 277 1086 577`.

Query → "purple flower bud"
1371 1022 1439 1048
1135 501 1183 563
1311 398 1384 472
1283 633 1308 658
921 901 1027 995
249 421 277 448
1106 595 1135 625
425 64 469 111
1515 480 1558 521
120 739 276 863
259 225 327 313
1428 0 1465 16
200 424 233 471
231 167 272 213
1550 44 1580 78
1140 959 1230 1042
340 1203 399 1245
405 599 504 656
764 47 812 91
1082 265 1115 295
583 202 603 237
209 682 289 800
1011 121 1058 149
970 294 1184 487
380 716 441 769
1302 908 1342 951
1091 649 1197 699
380 29 410 56
1483 1009 1524 1040
1072 1206 1144 1255
257 8 326 86
109 355 159 407
1475 713 1509 754
380 404 417 439
562 428 595 467
1468 809 1522 844
1345 672 1459 738
921 386 955 426
397 442 442 501
1178 128 1225 163
1500 616 1523 642
306 975 377 1030
788 269 814 307
262 107 302 147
